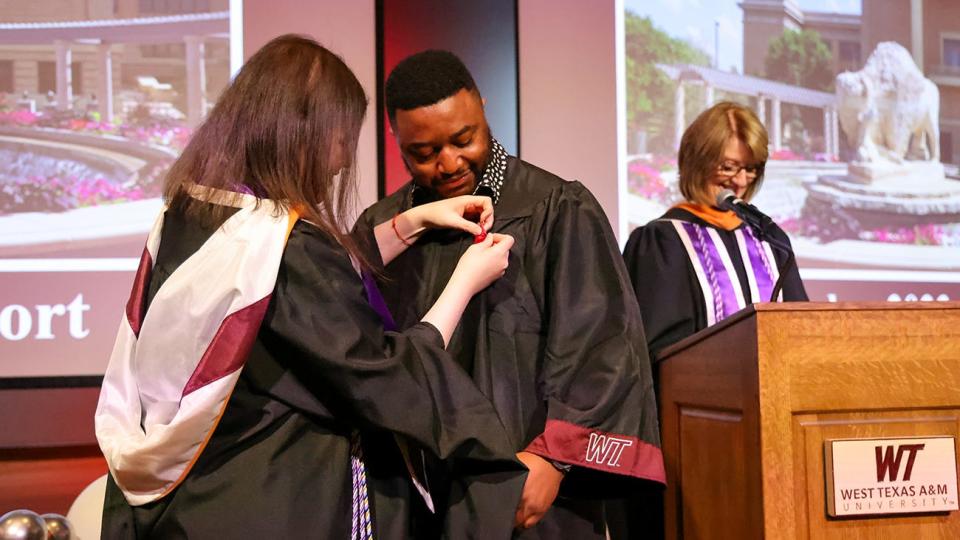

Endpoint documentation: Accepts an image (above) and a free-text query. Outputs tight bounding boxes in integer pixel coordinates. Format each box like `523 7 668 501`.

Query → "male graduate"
357 50 665 538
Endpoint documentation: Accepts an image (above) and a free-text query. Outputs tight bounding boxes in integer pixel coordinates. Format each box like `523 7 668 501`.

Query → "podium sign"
825 437 959 517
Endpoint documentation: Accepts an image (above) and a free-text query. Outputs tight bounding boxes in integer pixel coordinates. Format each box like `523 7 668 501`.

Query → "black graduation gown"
357 157 665 540
100 204 526 539
623 206 808 359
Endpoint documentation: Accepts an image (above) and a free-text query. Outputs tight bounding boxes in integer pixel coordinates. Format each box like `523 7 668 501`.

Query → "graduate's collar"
673 202 743 231
477 137 508 204
410 137 509 207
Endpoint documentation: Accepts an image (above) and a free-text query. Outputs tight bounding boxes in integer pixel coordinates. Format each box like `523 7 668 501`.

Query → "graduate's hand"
514 451 564 529
403 195 494 237
449 233 514 295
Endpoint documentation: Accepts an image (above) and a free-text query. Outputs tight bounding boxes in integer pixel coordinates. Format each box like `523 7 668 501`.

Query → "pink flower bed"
0 110 192 152
1 110 40 126
860 224 959 247
0 110 178 214
0 172 166 215
627 155 678 205
768 148 839 162
0 162 168 215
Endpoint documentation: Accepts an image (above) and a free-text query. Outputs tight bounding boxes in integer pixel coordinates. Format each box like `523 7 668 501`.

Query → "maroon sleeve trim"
524 419 666 485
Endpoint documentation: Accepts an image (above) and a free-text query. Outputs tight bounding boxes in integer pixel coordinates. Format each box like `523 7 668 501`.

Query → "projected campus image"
622 0 960 301
0 1 232 377
0 1 230 258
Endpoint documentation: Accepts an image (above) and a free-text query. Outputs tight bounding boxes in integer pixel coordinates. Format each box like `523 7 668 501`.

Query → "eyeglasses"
716 161 762 179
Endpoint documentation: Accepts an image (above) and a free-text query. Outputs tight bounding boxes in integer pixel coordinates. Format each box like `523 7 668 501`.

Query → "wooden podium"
657 302 960 539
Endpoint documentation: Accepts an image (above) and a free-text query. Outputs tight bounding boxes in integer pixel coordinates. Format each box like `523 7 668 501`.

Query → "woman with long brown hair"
95 35 523 538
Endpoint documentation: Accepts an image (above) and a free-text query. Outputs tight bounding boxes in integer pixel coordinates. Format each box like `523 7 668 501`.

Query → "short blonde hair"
677 101 768 206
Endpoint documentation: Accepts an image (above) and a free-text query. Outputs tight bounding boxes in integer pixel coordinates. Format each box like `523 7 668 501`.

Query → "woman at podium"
623 101 808 359
610 100 809 540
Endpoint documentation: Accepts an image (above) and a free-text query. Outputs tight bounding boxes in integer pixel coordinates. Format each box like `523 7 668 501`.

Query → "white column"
674 81 685 150
97 43 113 123
831 108 840 156
770 97 782 151
184 35 207 128
823 107 833 157
756 95 766 127
704 83 715 108
54 40 72 111
911 0 924 72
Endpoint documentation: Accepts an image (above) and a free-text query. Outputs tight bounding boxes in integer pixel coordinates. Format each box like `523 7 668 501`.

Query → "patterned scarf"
474 137 508 204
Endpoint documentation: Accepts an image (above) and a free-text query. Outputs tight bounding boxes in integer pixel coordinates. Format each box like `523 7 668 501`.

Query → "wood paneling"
658 302 960 539
794 411 959 539
677 408 754 539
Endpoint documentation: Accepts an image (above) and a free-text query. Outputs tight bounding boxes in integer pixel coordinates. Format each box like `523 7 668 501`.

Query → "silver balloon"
0 510 46 540
39 514 72 540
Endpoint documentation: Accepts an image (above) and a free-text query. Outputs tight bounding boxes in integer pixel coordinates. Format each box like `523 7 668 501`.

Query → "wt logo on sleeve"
585 433 633 467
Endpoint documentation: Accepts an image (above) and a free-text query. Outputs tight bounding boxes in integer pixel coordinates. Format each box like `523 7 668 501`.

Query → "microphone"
715 189 795 303
715 189 774 236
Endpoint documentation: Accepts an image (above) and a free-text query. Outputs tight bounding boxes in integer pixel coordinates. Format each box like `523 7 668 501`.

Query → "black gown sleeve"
275 223 527 539
350 209 387 273
265 223 524 471
522 182 665 491
354 204 533 539
622 221 703 359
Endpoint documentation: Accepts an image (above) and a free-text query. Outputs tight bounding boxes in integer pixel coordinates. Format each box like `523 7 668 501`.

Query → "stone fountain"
802 42 960 239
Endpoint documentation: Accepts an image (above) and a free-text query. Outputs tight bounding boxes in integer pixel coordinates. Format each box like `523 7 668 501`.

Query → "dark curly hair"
385 50 478 125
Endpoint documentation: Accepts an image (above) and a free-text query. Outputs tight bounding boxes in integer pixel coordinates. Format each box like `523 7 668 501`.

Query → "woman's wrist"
394 209 427 244
391 214 413 246
422 278 473 347
440 273 474 304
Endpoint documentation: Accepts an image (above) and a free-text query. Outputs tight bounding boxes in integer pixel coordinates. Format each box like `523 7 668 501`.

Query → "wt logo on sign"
826 437 957 517
585 433 633 467
875 443 925 482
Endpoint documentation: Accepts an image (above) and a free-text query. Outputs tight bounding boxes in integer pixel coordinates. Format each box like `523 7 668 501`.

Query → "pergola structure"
656 63 839 157
0 12 229 127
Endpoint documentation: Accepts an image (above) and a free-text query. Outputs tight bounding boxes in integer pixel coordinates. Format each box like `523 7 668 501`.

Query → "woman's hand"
448 233 514 296
400 195 494 238
421 233 514 346
514 451 564 529
377 195 494 266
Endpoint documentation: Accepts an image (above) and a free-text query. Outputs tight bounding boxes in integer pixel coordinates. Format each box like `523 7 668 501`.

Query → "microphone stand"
768 242 795 302
725 201 796 303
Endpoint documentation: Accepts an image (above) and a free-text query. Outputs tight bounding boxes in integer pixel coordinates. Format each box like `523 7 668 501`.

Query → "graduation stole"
666 204 781 327
95 187 298 506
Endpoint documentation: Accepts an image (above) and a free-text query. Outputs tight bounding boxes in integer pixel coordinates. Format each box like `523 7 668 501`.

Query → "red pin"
473 186 493 243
